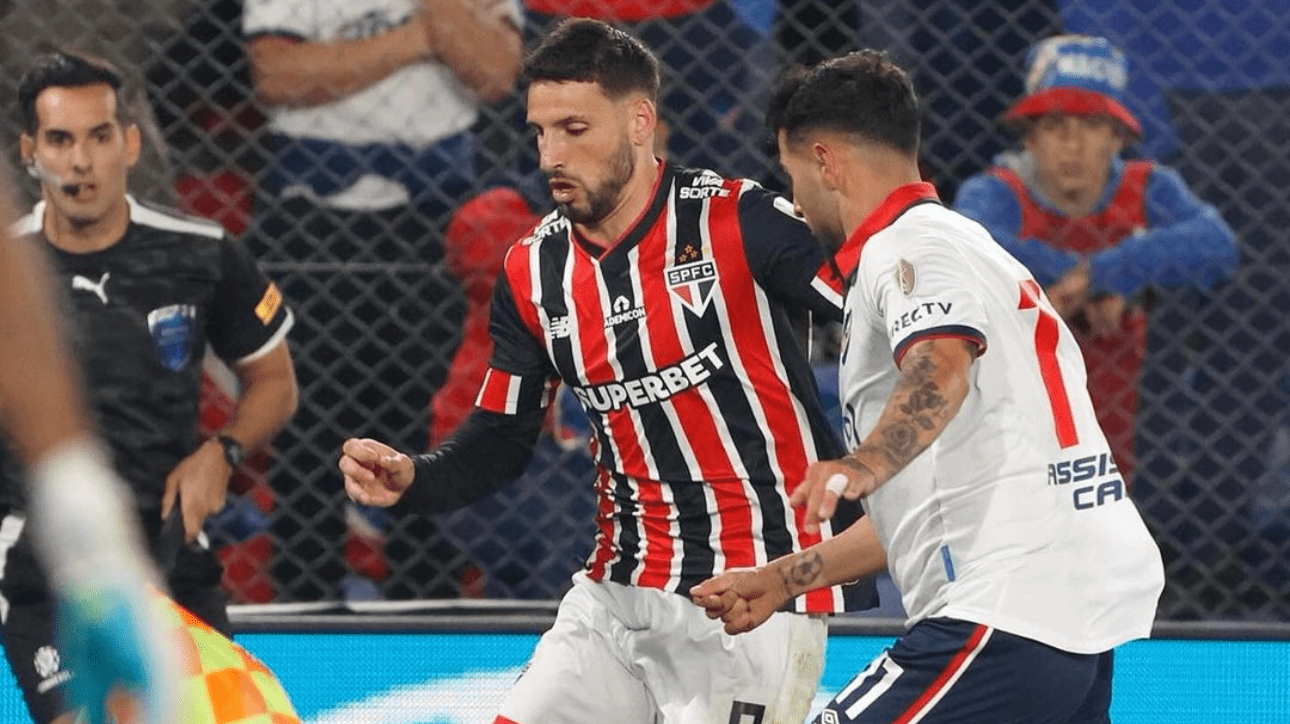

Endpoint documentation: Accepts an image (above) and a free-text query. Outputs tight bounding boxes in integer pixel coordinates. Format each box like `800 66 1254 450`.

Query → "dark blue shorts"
818 618 1113 724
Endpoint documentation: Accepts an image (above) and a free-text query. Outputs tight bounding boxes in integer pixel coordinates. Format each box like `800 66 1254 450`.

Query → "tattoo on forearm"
839 455 875 477
780 551 823 595
882 349 949 467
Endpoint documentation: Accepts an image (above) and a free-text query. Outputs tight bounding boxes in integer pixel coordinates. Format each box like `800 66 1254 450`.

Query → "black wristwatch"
215 434 246 468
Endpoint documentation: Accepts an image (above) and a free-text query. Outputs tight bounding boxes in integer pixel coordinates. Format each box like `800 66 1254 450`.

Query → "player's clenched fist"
690 567 791 636
340 438 414 507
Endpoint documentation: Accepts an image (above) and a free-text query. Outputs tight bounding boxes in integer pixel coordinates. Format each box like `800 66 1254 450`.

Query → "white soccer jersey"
243 0 522 147
836 183 1164 654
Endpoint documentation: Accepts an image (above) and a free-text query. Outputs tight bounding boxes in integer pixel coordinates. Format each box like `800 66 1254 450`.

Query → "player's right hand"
793 459 876 534
340 437 414 507
690 567 789 636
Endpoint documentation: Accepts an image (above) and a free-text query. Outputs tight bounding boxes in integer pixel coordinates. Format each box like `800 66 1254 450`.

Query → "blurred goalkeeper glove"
26 438 182 724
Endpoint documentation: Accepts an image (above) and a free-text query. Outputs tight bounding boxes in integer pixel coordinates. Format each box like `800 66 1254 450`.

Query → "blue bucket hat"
1006 35 1141 138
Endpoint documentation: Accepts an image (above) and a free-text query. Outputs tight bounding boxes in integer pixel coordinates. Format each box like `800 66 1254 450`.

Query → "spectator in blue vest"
953 35 1238 486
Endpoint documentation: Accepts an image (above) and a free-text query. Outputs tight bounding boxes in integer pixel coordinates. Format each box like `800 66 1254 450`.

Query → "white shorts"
496 572 827 724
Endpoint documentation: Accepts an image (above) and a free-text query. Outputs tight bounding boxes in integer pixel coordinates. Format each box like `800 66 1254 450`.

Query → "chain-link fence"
4 0 1288 622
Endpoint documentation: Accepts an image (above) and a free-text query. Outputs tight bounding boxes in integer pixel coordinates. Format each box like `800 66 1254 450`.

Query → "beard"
554 136 635 226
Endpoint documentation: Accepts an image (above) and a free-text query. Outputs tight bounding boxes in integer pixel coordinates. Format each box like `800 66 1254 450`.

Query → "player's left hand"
791 459 876 534
690 567 788 635
161 439 231 540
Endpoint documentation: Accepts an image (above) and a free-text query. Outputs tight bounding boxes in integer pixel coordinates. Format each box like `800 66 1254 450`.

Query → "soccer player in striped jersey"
692 51 1164 724
0 52 299 724
341 17 873 724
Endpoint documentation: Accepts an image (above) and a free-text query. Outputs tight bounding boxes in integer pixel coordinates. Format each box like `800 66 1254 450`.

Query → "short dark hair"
768 50 921 156
522 18 660 102
18 52 127 134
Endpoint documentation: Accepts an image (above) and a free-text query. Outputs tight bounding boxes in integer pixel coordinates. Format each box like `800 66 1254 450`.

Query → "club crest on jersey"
666 259 718 316
896 258 917 296
148 304 197 371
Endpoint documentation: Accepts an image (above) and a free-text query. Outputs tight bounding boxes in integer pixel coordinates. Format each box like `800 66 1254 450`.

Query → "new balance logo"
550 316 572 339
71 271 110 304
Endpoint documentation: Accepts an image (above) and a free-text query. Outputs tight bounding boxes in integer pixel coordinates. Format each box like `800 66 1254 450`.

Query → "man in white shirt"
242 0 523 600
693 51 1164 724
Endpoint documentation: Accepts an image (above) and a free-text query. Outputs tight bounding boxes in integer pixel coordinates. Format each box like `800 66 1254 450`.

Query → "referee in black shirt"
0 52 298 724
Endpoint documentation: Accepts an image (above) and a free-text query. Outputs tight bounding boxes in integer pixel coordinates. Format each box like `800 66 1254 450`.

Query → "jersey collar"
18 195 139 254
570 160 671 260
833 181 941 282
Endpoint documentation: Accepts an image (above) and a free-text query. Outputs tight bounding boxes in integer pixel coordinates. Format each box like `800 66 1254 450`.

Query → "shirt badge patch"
255 283 283 324
148 304 197 372
666 259 719 316
896 258 917 297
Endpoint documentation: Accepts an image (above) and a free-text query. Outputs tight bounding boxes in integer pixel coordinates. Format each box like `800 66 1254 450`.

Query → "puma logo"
71 272 110 305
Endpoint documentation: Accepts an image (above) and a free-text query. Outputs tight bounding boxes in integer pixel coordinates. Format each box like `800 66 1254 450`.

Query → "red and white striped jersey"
475 163 857 612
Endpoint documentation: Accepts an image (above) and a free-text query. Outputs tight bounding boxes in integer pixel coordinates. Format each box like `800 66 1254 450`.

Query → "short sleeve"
860 230 989 366
476 274 560 415
207 236 293 363
737 183 840 321
243 0 316 37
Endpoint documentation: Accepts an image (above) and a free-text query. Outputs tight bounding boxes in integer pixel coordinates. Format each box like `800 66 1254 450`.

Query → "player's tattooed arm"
778 550 825 598
844 338 976 486
764 516 887 599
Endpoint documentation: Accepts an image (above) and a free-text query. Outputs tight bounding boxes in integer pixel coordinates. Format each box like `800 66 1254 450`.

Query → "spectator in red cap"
954 34 1238 486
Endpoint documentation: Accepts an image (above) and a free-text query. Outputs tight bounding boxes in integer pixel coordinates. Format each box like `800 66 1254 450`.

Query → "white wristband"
25 437 148 584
